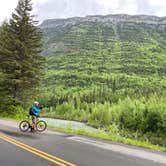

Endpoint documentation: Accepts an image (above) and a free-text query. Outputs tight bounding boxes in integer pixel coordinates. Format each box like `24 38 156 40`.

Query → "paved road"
0 119 166 166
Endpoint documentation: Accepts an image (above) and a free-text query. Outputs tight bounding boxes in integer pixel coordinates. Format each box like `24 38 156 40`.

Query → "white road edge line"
68 136 166 165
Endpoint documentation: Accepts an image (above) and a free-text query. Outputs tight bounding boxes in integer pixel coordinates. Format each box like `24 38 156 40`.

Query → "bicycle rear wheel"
36 120 47 132
19 120 30 132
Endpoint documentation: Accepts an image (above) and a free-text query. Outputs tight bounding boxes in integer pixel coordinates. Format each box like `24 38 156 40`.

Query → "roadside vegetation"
41 95 166 147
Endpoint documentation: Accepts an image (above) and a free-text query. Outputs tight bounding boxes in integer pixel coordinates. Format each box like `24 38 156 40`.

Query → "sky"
0 0 165 23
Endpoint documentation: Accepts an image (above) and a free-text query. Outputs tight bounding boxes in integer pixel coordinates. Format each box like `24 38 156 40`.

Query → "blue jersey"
31 106 41 116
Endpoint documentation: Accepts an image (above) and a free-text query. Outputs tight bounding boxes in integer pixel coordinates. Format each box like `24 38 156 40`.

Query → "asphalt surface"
0 119 166 166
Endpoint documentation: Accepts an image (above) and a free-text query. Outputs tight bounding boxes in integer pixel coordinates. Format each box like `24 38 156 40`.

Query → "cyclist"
29 101 42 132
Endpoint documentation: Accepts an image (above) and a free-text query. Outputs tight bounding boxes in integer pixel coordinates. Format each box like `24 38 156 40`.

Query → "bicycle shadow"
0 128 40 139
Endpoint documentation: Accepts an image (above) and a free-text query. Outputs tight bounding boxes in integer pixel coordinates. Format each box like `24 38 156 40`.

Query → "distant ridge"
40 14 166 29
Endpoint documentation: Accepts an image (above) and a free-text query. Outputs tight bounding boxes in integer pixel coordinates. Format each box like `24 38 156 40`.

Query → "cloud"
145 0 166 16
0 0 166 23
0 0 18 22
34 0 104 21
136 0 155 15
135 0 166 16
34 0 166 22
115 0 138 15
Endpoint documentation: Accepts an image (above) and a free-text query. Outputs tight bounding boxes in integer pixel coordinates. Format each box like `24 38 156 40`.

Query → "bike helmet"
34 101 39 105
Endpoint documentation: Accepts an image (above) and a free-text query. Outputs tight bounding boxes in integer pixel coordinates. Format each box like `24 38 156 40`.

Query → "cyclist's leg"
31 115 37 131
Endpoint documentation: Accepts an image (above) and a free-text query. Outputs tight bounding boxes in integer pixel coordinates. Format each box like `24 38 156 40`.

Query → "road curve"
0 119 165 166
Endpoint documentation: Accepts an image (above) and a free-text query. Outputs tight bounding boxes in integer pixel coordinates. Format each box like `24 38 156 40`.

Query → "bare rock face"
40 14 166 55
43 42 68 54
40 14 166 30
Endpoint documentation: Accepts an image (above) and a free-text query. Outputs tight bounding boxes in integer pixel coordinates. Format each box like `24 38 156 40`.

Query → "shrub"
88 103 112 128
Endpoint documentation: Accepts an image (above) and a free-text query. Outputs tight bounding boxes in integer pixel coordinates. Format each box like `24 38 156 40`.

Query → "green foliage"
41 95 166 146
88 96 166 146
110 97 166 134
0 105 27 120
0 0 45 106
42 101 90 122
88 103 112 128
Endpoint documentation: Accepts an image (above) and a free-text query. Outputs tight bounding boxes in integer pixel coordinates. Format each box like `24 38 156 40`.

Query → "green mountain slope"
39 15 166 146
40 14 166 100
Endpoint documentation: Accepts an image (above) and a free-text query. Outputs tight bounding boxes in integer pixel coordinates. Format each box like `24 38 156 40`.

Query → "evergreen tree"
0 0 45 106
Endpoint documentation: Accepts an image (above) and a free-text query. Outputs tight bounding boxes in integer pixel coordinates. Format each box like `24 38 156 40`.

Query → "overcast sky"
0 0 165 23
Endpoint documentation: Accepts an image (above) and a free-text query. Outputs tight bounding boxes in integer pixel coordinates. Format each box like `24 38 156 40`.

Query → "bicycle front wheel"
36 120 47 132
19 120 30 132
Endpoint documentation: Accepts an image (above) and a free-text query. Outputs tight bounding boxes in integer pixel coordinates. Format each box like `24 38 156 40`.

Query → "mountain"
39 14 166 105
38 15 166 146
40 14 166 30
40 14 166 54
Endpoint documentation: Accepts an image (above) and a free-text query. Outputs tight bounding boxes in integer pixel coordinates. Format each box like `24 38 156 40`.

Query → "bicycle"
19 115 47 132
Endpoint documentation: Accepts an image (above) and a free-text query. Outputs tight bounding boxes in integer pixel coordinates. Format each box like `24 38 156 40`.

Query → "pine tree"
0 0 45 106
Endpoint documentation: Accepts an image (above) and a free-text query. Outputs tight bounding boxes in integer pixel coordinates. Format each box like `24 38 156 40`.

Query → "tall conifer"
0 0 45 106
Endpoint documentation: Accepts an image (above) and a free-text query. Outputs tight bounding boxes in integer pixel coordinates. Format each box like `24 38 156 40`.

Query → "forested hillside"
41 15 166 146
40 15 166 101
